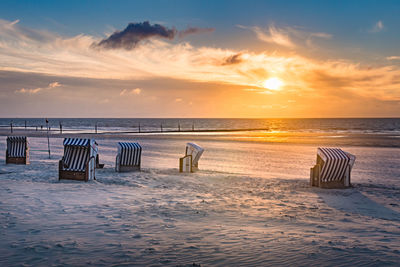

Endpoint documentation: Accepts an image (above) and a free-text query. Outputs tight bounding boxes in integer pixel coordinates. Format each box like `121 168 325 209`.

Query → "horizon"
1 0 400 117
2 117 400 120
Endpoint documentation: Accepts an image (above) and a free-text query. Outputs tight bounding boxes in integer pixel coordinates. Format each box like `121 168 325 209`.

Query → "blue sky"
2 0 399 54
0 0 399 117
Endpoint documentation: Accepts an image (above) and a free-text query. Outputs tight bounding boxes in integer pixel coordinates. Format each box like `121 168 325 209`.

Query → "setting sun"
263 77 284 90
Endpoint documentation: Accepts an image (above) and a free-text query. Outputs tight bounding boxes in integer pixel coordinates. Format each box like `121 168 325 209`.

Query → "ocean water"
1 117 400 134
2 118 400 148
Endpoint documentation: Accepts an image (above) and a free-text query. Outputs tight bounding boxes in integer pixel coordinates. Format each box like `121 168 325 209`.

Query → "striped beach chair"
179 142 204 173
310 148 356 188
59 138 98 182
115 142 142 172
6 136 29 164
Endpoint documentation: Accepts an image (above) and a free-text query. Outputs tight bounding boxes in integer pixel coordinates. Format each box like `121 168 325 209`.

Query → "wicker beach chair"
59 138 98 182
179 142 204 172
6 136 29 164
115 142 142 172
310 147 356 188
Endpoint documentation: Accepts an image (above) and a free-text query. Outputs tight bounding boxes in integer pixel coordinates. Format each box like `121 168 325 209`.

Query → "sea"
0 117 399 133
1 118 400 147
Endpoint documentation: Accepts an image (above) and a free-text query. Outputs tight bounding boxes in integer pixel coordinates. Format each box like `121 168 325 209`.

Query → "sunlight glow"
263 77 283 90
263 77 284 90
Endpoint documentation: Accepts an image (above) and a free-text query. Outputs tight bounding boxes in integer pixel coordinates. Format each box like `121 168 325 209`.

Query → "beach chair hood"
62 138 98 172
186 142 204 166
317 148 355 182
117 142 142 167
7 136 28 157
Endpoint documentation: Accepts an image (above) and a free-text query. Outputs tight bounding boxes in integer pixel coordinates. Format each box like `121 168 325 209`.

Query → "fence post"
59 122 62 134
95 122 97 134
46 119 50 159
178 123 181 132
192 123 194 131
25 120 27 129
10 122 13 133
138 123 141 133
160 124 163 132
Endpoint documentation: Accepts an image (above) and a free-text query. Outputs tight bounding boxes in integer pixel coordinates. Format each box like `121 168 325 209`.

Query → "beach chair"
310 148 356 188
59 138 98 182
6 136 29 164
179 142 204 172
115 142 142 172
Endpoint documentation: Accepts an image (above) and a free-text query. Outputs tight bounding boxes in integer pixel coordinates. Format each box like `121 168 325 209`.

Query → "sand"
0 135 400 266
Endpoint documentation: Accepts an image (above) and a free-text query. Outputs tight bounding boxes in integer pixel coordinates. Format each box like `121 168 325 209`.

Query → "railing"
0 121 268 135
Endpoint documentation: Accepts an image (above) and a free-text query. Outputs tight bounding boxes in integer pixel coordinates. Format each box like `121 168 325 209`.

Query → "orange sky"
0 14 400 117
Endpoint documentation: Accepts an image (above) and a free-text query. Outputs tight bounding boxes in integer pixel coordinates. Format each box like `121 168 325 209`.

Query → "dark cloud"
178 27 215 38
222 53 243 65
94 22 215 50
95 21 177 50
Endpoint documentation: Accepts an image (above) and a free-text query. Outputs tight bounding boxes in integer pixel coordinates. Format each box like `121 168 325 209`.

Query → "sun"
263 77 284 90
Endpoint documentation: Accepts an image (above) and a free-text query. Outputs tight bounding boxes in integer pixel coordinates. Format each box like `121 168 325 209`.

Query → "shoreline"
1 129 400 148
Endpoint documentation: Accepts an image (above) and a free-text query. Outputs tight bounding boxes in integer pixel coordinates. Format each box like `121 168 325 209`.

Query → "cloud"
239 24 332 49
96 21 177 49
15 88 42 94
2 18 400 112
310 32 332 39
175 98 182 102
239 25 295 48
386 56 400 61
371 20 384 33
95 22 214 49
49 81 61 88
178 27 214 38
15 81 61 94
120 88 142 96
221 53 243 65
9 19 19 26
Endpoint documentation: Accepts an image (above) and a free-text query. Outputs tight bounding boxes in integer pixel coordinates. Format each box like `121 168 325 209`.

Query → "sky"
0 0 400 118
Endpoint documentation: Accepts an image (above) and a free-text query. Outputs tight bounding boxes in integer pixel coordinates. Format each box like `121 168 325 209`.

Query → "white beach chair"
59 138 98 182
115 142 142 172
179 142 204 173
6 136 29 164
310 147 356 188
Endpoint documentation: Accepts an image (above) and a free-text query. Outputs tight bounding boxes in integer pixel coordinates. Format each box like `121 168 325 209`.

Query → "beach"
2 0 400 265
1 131 400 266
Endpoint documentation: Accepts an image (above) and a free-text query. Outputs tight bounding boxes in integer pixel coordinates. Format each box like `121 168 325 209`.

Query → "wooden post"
59 122 62 134
95 122 97 134
36 126 38 131
10 122 13 133
160 124 163 132
46 119 50 159
192 123 194 131
138 123 141 133
24 120 27 129
178 123 181 132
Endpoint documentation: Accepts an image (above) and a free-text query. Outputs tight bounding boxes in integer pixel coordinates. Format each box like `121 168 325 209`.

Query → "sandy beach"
1 133 399 266
2 0 400 265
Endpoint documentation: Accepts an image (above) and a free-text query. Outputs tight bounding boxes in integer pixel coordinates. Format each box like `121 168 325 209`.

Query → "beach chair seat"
59 138 98 182
6 136 29 164
115 142 142 172
310 147 356 188
179 142 204 173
